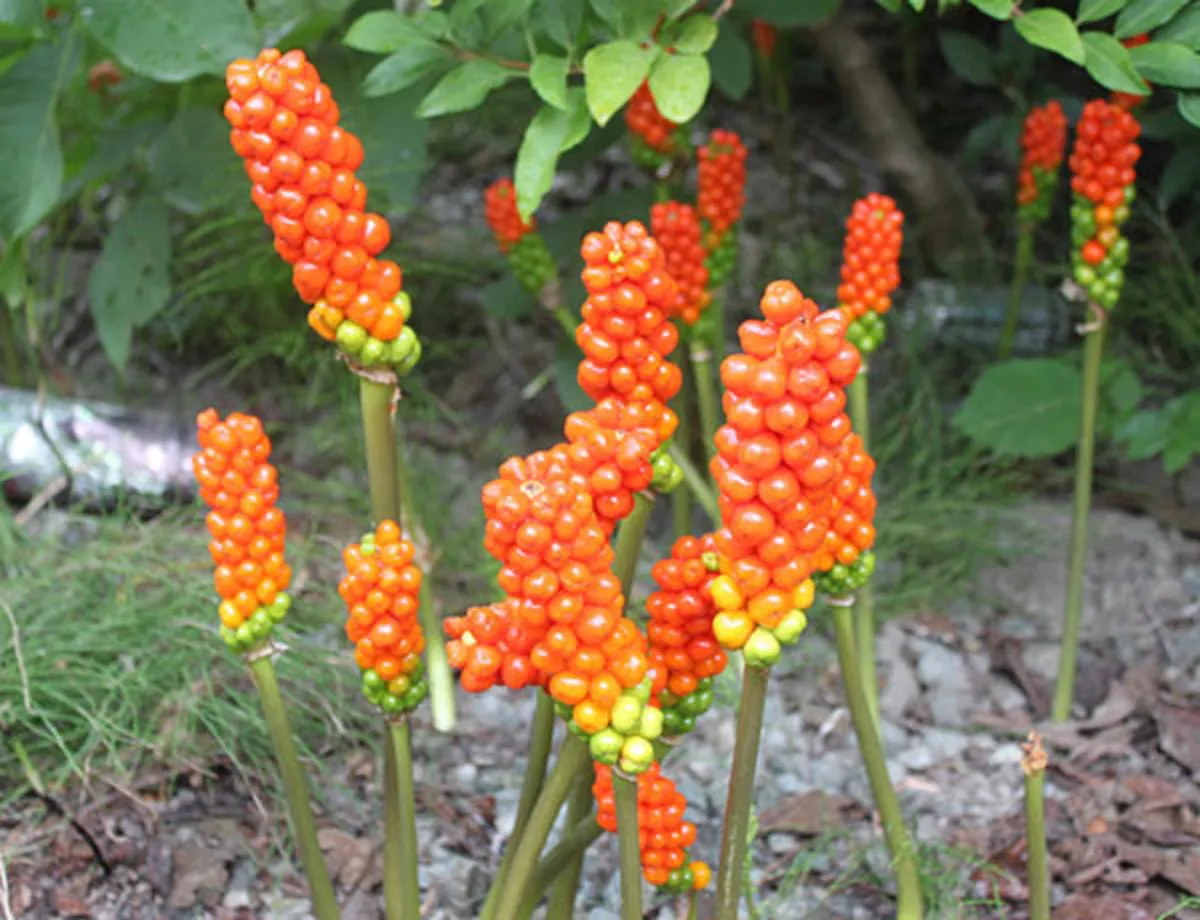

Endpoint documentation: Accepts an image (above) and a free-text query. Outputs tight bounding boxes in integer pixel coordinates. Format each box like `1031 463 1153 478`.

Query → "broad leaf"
1082 31 1150 93
0 39 75 241
529 54 570 109
344 10 436 53
647 53 710 123
709 23 752 99
88 193 172 371
363 44 449 96
1014 9 1085 64
148 108 244 214
256 0 359 47
954 359 1083 458
1075 0 1126 24
1116 404 1172 460
514 92 590 220
482 274 536 319
83 0 257 82
667 14 718 54
1157 143 1200 208
0 0 43 36
1114 0 1189 38
583 40 655 125
1128 41 1200 88
541 0 585 49
417 58 518 117
1179 91 1200 127
1164 392 1200 473
937 30 997 85
966 0 1015 20
484 0 536 37
1159 5 1200 48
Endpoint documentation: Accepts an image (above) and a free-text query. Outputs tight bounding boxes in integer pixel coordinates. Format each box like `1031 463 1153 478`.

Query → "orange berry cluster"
650 201 711 325
224 49 419 373
697 130 748 245
338 521 428 715
1068 99 1140 310
708 281 862 667
593 763 709 892
646 534 726 736
193 409 292 653
811 432 878 597
483 178 558 295
446 598 541 693
1016 101 1067 222
625 82 680 166
577 220 683 447
476 457 661 773
1112 35 1151 111
837 193 904 357
752 19 777 57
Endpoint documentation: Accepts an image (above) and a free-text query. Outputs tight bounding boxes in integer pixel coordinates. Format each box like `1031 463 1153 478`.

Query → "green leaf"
417 58 518 117
1114 0 1189 38
363 43 449 97
1128 41 1200 87
877 0 903 11
147 108 244 215
1179 91 1200 127
344 10 437 53
1116 404 1172 460
1164 392 1200 473
541 0 585 48
1082 30 1151 92
662 0 698 18
484 0 536 38
965 0 1015 20
667 14 717 53
0 0 43 37
1075 0 1126 24
88 193 172 371
530 53 570 108
739 0 839 25
1159 5 1200 48
647 53 709 123
709 23 752 99
937 30 997 85
583 40 655 125
63 121 161 202
483 274 536 319
1014 8 1085 64
0 39 75 241
1157 143 1200 208
617 0 663 38
514 94 589 220
255 0 359 48
953 359 1083 458
83 0 257 82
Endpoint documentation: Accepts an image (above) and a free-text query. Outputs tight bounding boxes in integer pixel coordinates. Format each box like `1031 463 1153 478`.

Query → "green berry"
743 627 781 668
590 729 623 763
335 320 367 355
610 696 642 735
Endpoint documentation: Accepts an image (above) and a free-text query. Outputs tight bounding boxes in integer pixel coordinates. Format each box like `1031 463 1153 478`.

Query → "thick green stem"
831 600 924 919
847 373 880 733
708 293 726 365
690 341 720 463
544 773 596 918
384 720 422 920
553 305 577 339
1052 322 1105 722
998 229 1035 359
668 443 719 525
614 492 654 602
248 656 339 920
520 818 605 919
715 664 769 920
673 348 696 539
359 379 401 523
492 736 591 920
479 693 557 920
1023 738 1049 920
382 725 403 918
614 773 644 920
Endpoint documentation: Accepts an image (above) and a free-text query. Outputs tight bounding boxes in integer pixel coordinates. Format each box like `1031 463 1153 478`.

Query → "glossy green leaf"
417 58 518 117
583 40 655 125
541 0 584 48
530 54 570 109
1179 91 1200 127
1014 9 1085 64
647 53 709 123
966 0 1015 20
484 0 536 37
1082 30 1151 92
0 39 75 241
363 43 449 97
82 0 257 82
514 91 589 220
1128 40 1200 87
668 14 717 53
1114 0 1189 38
954 359 1083 457
147 108 244 214
1158 5 1200 48
88 193 172 372
1075 0 1126 24
709 23 752 99
0 0 43 36
256 0 358 47
1164 392 1200 473
937 30 997 85
344 10 437 53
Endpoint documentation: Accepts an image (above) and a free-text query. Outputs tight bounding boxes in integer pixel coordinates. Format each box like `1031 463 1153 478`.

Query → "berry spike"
836 193 904 357
1016 101 1067 224
812 432 878 597
223 48 419 373
650 201 711 326
625 81 682 168
193 409 293 653
484 177 559 298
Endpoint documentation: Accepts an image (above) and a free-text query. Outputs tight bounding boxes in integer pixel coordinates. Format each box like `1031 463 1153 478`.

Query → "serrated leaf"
1128 41 1200 87
514 95 588 220
966 0 1015 20
88 193 171 371
147 108 243 214
1179 91 1200 127
937 30 997 85
344 10 432 52
668 14 717 53
583 40 655 125
1014 9 1085 64
1082 31 1151 93
417 58 518 117
647 53 709 123
1075 0 1126 24
1114 0 1189 38
530 54 570 108
0 39 75 241
363 43 449 97
82 0 257 82
1159 5 1200 48
953 359 1083 458
739 0 839 25
709 22 752 99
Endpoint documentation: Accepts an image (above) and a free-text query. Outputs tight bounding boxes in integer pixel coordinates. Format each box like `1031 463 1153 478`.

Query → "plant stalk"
1022 732 1050 920
668 443 719 525
847 372 881 732
1052 321 1105 722
385 719 422 920
613 772 644 920
479 692 557 920
614 492 654 602
690 340 720 463
673 345 696 539
831 599 923 919
492 736 591 920
545 773 596 918
360 378 401 523
248 655 339 920
715 663 769 920
520 818 605 919
998 228 1035 359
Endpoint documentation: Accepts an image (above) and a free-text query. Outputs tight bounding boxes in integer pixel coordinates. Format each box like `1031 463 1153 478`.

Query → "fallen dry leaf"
758 790 865 836
1053 892 1156 920
1155 700 1200 775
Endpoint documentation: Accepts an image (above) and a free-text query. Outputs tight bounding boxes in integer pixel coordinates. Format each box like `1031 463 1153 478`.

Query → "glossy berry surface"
651 201 711 325
1016 101 1067 223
